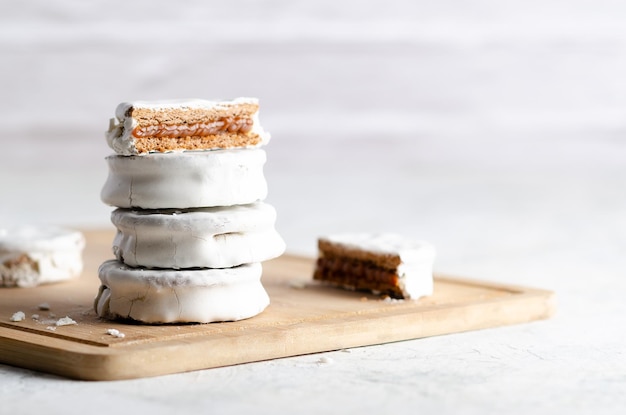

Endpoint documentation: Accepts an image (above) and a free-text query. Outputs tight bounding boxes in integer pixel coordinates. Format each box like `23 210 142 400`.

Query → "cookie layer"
0 226 85 287
106 98 270 155
101 149 268 209
313 233 436 299
95 260 269 323
111 202 285 269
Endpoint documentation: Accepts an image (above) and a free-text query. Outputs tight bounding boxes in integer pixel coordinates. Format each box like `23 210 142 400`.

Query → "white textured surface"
1 1 626 414
101 149 268 209
111 203 285 269
95 260 269 323
0 225 85 287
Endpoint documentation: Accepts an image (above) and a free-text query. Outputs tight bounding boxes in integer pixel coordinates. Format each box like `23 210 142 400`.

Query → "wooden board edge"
0 287 555 381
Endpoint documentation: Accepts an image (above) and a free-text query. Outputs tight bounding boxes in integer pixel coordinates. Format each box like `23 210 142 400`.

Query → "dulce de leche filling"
314 256 404 298
132 116 254 139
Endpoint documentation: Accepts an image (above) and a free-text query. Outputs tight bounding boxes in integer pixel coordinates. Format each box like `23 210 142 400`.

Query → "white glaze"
101 149 268 209
320 233 436 299
95 260 269 323
0 226 85 287
106 98 270 155
111 202 286 269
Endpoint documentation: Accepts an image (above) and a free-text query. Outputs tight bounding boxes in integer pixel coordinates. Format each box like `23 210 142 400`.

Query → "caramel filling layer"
132 117 254 139
314 256 403 298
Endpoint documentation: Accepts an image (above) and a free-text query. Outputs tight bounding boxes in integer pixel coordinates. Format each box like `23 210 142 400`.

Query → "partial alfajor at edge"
96 97 284 324
106 98 270 155
1 226 85 288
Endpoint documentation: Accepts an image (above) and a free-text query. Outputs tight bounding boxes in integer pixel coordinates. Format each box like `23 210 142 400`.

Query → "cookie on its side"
313 233 436 300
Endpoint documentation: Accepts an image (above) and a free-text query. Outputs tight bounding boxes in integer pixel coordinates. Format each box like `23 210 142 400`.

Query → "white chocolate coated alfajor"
111 202 286 269
319 233 436 299
94 260 269 323
106 98 271 156
101 149 268 209
0 225 85 287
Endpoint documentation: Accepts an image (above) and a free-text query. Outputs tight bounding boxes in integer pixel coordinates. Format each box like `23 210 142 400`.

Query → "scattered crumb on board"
10 311 26 322
106 328 126 338
55 316 77 326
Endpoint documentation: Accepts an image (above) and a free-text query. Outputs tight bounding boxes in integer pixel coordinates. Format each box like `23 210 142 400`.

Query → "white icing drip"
95 260 269 323
101 149 268 209
105 98 270 156
110 202 285 269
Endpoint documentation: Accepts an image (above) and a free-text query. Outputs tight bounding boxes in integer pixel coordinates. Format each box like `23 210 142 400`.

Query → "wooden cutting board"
0 229 554 381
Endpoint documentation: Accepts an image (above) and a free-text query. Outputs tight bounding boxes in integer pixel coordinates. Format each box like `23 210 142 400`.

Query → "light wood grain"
0 229 554 381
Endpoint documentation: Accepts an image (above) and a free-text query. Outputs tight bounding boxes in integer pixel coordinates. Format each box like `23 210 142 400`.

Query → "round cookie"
111 202 285 269
101 149 268 209
0 225 85 287
94 260 269 323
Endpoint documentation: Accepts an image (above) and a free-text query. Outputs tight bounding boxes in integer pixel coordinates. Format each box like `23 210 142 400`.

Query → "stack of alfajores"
94 98 285 323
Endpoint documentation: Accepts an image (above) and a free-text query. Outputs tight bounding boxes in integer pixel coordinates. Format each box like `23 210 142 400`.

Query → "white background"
1 1 625 414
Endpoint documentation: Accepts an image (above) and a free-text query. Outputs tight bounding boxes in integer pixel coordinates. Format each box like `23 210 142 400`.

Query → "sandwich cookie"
94 260 269 323
111 202 286 269
313 233 436 299
0 225 85 287
101 149 268 209
106 98 270 155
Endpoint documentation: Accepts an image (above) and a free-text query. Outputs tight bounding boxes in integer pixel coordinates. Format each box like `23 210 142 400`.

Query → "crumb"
317 356 334 365
38 302 50 311
46 326 56 331
382 296 404 303
31 314 40 320
360 296 368 302
289 281 307 289
55 316 77 326
10 311 26 322
106 328 125 338
48 312 56 318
